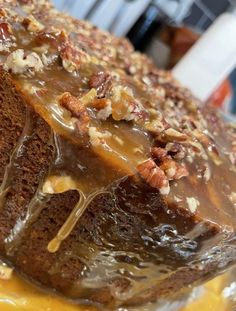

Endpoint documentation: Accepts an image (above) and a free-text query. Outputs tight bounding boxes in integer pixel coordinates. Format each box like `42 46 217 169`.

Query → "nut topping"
186 197 200 213
160 158 189 180
88 127 111 147
144 119 165 134
42 176 77 194
162 128 188 142
151 147 167 162
23 15 45 32
97 100 112 120
60 41 89 73
89 71 112 98
58 92 90 135
111 85 144 122
137 159 170 195
165 142 186 160
0 22 12 41
79 88 97 106
3 49 43 74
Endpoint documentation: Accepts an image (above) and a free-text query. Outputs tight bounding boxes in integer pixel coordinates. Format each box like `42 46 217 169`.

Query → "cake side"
0 68 55 249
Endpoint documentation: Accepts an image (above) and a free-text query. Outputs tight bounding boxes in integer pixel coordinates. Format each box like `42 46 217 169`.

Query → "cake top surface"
0 0 236 251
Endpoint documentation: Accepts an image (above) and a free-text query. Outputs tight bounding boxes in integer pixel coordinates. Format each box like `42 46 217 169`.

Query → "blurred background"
53 0 236 116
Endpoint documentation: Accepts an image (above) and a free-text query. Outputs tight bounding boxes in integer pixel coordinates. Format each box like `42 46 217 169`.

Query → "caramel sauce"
0 267 232 311
0 272 97 311
0 1 235 307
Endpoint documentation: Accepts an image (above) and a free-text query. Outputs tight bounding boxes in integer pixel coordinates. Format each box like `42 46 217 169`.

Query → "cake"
0 0 235 309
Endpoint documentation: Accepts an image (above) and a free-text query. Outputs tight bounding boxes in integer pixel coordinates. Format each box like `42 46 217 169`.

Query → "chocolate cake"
0 0 235 309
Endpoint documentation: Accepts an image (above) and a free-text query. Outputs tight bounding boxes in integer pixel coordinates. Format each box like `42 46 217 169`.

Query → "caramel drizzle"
47 189 108 253
0 108 33 209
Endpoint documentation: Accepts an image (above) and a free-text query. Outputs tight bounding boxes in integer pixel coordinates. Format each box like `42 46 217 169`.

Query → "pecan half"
35 30 67 51
137 159 169 195
89 71 112 98
58 92 89 135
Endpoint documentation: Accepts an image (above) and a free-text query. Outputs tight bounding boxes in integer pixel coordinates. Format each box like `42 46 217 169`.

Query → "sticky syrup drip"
47 189 108 253
41 126 150 253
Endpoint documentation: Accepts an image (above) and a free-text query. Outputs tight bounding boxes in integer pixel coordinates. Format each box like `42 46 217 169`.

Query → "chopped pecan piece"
0 22 14 52
79 89 97 106
58 92 89 135
3 49 43 74
89 98 112 120
192 129 210 145
165 142 186 160
23 15 45 32
35 30 67 51
60 41 89 73
88 127 111 146
160 157 189 180
97 101 112 120
144 119 165 134
111 85 144 122
91 98 110 110
151 144 189 182
186 197 200 213
89 71 112 98
42 176 77 194
162 128 188 142
137 159 169 195
0 8 7 18
159 158 177 179
151 147 167 162
0 22 12 41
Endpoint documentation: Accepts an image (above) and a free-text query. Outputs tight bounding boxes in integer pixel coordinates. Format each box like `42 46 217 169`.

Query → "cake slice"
0 0 235 308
